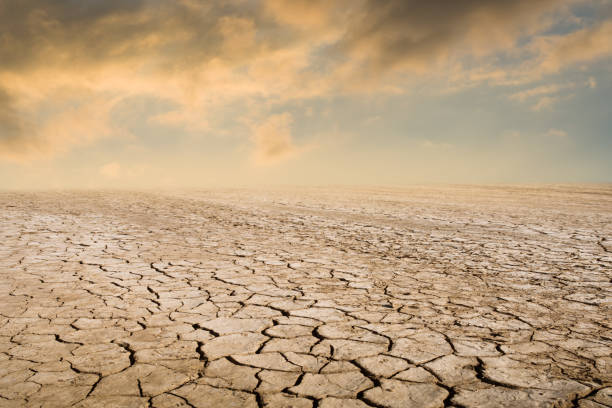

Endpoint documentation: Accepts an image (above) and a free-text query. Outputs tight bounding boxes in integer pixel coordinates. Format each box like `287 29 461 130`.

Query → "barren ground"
0 185 611 408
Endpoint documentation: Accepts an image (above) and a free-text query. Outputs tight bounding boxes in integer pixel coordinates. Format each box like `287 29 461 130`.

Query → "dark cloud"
0 0 280 71
0 88 30 147
0 0 589 74
338 0 565 72
0 0 148 68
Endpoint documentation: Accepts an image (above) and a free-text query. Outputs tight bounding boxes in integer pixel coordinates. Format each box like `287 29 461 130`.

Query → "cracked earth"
0 186 610 408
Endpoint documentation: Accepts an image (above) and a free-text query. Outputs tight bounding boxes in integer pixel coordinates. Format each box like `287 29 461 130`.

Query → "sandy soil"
0 185 610 407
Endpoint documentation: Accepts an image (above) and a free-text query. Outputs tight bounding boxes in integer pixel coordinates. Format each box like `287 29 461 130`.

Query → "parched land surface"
1 186 611 408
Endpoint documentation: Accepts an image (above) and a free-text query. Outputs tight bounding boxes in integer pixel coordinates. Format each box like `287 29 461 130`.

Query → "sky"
0 0 611 189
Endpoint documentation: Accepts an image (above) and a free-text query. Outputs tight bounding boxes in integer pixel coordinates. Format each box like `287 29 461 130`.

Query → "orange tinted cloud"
99 162 121 178
0 88 118 162
250 113 299 165
337 0 568 74
0 0 610 162
537 20 612 74
265 0 336 29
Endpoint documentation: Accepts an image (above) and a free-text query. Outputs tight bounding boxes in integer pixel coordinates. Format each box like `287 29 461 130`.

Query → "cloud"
0 1 284 159
420 140 453 149
150 109 210 133
99 162 121 178
0 0 610 162
264 0 337 29
503 128 569 140
544 128 568 138
420 6 612 88
0 88 33 160
0 90 118 162
508 82 580 111
509 83 574 102
587 77 597 89
535 20 612 75
363 116 381 125
337 0 567 75
250 113 299 165
531 96 562 111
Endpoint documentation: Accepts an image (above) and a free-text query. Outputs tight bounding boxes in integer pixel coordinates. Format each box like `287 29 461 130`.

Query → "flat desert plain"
0 185 610 408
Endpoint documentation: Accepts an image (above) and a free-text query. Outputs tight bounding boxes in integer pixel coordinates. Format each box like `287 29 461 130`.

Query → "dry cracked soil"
0 185 610 408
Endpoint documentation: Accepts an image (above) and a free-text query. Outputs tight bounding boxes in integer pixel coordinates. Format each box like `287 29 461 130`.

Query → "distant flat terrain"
1 186 610 407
